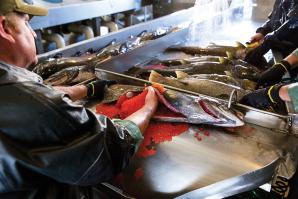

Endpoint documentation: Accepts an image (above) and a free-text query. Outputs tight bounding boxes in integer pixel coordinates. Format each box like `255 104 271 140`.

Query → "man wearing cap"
0 1 158 198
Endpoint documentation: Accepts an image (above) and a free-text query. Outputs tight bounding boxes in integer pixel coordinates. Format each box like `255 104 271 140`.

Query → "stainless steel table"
38 6 298 198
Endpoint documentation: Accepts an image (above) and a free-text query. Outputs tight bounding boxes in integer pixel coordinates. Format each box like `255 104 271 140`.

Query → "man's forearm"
279 85 290 101
125 104 156 133
53 85 88 101
286 49 298 66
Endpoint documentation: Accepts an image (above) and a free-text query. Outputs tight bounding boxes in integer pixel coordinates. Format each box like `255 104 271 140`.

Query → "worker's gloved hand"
86 79 117 99
244 41 270 69
240 84 283 110
257 60 291 88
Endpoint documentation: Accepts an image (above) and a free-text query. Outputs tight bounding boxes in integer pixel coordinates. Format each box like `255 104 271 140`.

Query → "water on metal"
188 0 253 45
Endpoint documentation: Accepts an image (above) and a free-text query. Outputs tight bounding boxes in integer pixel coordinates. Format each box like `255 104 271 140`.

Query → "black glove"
244 42 270 69
86 79 116 99
257 60 291 88
240 84 283 110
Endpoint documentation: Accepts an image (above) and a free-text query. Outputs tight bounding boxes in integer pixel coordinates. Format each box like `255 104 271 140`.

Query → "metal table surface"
108 124 297 199
38 7 298 198
30 0 141 29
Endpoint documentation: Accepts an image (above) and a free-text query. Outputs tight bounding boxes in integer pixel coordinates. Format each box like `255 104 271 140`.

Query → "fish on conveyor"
140 27 180 42
44 65 95 86
155 55 222 66
219 57 262 73
32 40 120 79
175 71 257 91
166 42 247 59
102 84 144 103
155 88 244 127
119 35 142 54
149 71 250 99
127 61 259 80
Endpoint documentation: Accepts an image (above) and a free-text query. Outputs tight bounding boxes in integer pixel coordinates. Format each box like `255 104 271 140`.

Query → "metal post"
124 10 134 27
91 17 101 37
35 30 44 54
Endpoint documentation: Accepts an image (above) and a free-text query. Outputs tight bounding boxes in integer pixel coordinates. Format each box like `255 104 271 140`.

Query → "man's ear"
0 16 15 43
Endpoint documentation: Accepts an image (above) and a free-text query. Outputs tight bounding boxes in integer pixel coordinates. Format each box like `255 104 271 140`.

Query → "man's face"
7 13 37 67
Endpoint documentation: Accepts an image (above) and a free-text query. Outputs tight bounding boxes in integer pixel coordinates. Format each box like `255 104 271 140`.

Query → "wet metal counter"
37 7 298 198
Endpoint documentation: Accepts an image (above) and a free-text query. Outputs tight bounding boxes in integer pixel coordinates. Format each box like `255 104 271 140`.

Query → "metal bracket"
228 89 237 109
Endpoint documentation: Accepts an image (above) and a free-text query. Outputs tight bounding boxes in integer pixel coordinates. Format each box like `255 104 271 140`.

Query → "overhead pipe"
101 21 119 32
68 24 94 40
42 33 65 49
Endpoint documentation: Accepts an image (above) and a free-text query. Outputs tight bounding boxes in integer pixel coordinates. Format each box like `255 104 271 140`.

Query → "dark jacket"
0 62 137 199
257 0 298 55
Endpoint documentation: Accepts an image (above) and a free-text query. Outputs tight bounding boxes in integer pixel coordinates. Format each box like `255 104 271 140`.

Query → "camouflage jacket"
0 61 142 199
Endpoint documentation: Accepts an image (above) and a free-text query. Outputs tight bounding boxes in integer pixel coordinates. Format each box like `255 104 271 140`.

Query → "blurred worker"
0 0 158 198
245 0 298 68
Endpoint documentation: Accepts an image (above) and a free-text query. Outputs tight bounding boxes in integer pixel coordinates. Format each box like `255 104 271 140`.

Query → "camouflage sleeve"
287 83 298 113
112 119 144 153
0 80 145 189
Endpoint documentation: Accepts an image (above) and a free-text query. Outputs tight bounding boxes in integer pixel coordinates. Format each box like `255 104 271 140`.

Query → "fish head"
200 98 245 127
213 105 245 127
163 89 179 104
235 48 247 60
232 65 258 79
234 42 247 59
241 79 257 90
102 84 144 103
44 66 79 86
119 43 129 54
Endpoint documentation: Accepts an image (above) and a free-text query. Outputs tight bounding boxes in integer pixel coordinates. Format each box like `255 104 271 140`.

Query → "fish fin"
226 51 234 59
242 79 257 90
175 71 189 79
235 41 246 49
224 71 232 77
219 57 229 64
149 70 164 82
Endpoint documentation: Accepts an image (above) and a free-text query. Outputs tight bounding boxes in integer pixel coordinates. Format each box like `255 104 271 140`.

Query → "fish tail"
149 70 164 83
175 71 188 79
226 51 234 59
235 41 246 48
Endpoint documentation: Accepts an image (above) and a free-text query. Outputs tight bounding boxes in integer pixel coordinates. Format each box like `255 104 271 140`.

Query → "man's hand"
86 79 116 99
125 86 158 133
257 60 291 88
240 84 283 109
144 86 158 112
